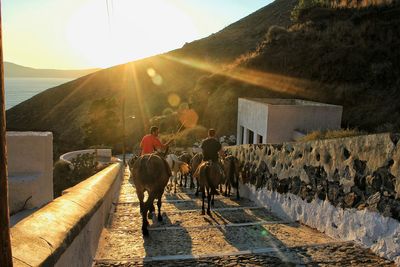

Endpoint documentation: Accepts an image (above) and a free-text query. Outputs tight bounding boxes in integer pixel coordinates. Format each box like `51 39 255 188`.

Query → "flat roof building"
237 98 343 144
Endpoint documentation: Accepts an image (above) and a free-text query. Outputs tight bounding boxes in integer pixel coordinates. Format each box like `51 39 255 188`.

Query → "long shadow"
142 213 193 266
207 195 313 265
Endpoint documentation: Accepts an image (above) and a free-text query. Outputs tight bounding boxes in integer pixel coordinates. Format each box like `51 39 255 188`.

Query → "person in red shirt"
140 126 172 155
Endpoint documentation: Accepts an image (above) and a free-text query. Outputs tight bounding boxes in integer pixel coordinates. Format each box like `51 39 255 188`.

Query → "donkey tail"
205 162 218 195
230 158 238 187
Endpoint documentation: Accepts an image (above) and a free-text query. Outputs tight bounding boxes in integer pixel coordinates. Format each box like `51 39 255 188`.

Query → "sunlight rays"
162 55 316 98
42 74 95 122
125 63 150 132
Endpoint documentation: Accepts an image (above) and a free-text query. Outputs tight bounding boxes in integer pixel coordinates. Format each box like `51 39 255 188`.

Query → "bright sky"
2 0 271 69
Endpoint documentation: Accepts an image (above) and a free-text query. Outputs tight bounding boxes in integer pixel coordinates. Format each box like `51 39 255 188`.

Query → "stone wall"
226 133 400 263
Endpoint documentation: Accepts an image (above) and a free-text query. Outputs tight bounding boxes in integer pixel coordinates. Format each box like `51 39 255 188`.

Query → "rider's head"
208 128 216 138
150 126 159 136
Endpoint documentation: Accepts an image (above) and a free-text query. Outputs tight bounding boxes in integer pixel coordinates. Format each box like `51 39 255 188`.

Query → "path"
94 168 394 266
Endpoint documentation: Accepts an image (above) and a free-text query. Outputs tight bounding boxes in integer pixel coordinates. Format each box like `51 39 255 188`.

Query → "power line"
105 0 112 34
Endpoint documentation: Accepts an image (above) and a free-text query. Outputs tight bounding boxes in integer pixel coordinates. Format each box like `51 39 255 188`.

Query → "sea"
4 77 73 110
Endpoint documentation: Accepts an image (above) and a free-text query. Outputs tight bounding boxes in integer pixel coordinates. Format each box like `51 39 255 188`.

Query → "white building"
237 98 343 144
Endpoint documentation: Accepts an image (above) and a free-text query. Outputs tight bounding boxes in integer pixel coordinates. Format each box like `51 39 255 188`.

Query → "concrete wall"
6 131 53 214
267 104 342 143
226 133 400 264
11 162 123 267
237 98 268 145
237 98 342 145
60 149 112 164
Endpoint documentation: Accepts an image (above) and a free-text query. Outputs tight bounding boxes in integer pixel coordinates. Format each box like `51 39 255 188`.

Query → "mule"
166 153 190 193
129 153 171 236
190 153 203 196
223 155 240 199
178 152 193 188
196 160 225 215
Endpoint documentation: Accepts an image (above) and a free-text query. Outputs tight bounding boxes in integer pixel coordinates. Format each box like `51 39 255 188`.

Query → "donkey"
178 152 193 188
129 153 171 236
196 160 225 215
190 153 203 196
166 153 190 193
223 155 240 199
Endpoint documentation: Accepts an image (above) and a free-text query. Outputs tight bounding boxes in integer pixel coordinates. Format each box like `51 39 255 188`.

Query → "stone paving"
94 168 394 266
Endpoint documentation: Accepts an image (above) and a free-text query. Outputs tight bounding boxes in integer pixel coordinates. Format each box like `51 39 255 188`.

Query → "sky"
2 0 271 70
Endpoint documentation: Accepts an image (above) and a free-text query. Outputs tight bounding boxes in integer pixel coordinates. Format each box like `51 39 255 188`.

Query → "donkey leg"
137 190 145 215
190 174 195 189
236 180 240 200
207 187 212 216
173 174 177 194
157 196 163 222
148 202 155 219
142 204 149 236
224 182 228 197
201 186 206 215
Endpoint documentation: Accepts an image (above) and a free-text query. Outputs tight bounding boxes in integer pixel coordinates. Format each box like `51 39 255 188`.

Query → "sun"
65 0 199 68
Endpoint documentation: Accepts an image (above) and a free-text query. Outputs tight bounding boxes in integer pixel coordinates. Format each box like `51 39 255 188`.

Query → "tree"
83 97 121 147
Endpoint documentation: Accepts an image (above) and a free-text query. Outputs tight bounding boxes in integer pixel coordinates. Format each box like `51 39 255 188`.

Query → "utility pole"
122 95 126 165
0 1 13 266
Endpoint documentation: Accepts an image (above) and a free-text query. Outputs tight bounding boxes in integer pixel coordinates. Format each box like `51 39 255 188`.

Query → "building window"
240 126 244 144
248 129 254 144
257 134 263 144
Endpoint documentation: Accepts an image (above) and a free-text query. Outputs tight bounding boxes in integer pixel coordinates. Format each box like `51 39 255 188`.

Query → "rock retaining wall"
226 133 400 263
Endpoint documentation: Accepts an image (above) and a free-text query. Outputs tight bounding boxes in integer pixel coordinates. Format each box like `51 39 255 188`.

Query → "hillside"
6 0 400 156
194 3 400 134
6 0 297 155
4 62 100 78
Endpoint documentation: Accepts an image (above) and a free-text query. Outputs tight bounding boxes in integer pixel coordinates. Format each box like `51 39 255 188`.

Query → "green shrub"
70 153 97 182
291 0 329 22
299 128 364 142
53 153 98 197
53 160 73 197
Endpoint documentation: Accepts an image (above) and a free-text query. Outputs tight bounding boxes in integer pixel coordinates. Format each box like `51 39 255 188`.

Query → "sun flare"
65 0 199 68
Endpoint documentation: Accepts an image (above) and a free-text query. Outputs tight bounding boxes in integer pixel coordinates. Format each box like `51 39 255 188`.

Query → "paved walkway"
94 168 394 266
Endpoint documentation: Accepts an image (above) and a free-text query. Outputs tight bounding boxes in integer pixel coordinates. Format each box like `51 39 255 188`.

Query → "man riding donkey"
140 126 173 155
129 126 173 236
196 128 225 215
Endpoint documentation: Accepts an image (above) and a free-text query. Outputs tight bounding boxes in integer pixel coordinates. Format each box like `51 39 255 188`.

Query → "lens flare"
168 93 181 107
179 108 198 128
147 68 156 77
152 74 163 86
261 230 268 236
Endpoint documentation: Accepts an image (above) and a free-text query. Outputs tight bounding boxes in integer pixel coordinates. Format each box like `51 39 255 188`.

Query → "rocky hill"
6 0 400 156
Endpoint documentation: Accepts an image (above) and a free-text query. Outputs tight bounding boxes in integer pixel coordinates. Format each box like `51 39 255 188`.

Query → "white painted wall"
240 184 400 265
267 103 342 143
237 98 268 145
60 149 112 164
237 98 342 144
6 131 53 214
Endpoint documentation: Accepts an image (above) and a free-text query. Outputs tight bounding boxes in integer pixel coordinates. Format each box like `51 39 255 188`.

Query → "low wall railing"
60 149 113 165
11 162 123 266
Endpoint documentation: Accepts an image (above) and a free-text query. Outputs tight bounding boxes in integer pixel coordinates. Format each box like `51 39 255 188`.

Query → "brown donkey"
196 160 225 215
129 154 171 236
223 155 240 199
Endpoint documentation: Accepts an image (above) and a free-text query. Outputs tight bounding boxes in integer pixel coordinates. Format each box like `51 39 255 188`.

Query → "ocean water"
5 77 73 110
